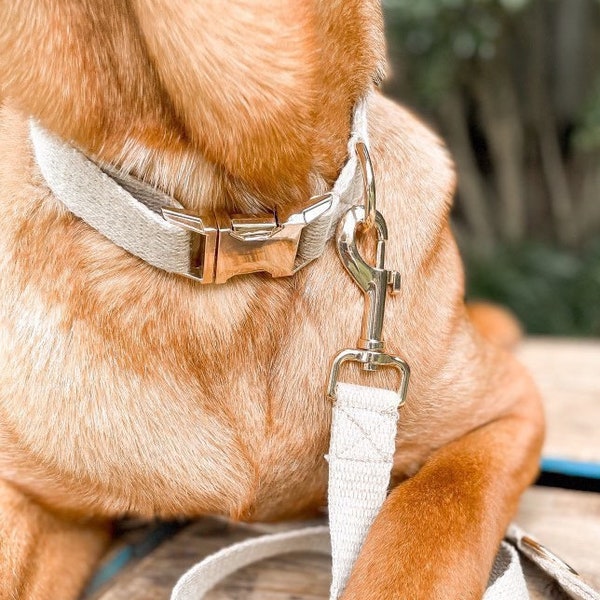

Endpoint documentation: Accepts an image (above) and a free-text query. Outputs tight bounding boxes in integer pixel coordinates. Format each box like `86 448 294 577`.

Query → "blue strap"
81 521 185 598
541 457 600 480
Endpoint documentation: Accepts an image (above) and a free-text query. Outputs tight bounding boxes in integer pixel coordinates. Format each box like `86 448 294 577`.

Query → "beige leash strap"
171 526 331 600
169 382 405 600
326 383 402 598
170 379 596 600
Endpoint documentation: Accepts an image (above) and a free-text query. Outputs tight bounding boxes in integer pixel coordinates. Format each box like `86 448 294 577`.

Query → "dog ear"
0 0 385 209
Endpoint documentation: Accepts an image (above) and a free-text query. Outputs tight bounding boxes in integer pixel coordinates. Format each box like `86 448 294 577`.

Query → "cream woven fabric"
326 382 401 598
169 382 600 600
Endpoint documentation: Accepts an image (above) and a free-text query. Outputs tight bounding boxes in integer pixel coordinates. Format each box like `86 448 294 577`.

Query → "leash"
165 529 523 599
169 377 599 599
168 118 600 600
29 95 600 600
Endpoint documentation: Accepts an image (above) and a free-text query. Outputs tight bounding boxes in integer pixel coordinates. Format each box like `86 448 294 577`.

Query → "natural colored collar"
29 97 370 284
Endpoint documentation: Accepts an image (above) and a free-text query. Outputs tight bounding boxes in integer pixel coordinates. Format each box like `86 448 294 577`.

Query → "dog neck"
1 1 386 219
29 97 372 285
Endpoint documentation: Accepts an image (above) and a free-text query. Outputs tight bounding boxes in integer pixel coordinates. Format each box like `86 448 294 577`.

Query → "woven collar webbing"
29 96 370 282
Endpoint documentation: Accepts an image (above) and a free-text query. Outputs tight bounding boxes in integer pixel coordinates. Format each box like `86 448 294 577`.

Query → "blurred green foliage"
384 0 527 106
466 241 600 335
574 79 600 152
383 0 600 336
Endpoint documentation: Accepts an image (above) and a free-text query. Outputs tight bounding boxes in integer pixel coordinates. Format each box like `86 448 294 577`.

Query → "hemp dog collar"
29 97 370 284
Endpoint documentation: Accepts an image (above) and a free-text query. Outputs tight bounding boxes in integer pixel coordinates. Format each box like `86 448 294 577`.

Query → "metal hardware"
337 206 401 351
327 203 409 402
161 194 332 284
356 141 376 231
230 215 281 241
520 536 580 576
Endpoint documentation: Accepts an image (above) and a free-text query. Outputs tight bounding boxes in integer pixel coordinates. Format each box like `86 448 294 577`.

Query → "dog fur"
0 1 544 598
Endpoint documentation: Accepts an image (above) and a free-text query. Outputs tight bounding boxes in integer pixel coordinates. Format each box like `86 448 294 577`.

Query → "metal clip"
326 156 409 402
520 536 580 576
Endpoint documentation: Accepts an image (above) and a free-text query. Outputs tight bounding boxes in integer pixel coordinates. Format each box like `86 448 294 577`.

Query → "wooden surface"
517 338 600 462
90 519 332 600
90 338 600 599
90 487 600 600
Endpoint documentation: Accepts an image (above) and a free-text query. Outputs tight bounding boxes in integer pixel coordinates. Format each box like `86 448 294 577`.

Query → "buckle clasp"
161 194 332 284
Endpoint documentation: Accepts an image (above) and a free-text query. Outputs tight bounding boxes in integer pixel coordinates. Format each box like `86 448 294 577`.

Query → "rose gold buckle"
162 194 332 284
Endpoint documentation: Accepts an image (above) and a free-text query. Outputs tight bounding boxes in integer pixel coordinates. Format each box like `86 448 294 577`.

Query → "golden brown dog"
0 1 544 598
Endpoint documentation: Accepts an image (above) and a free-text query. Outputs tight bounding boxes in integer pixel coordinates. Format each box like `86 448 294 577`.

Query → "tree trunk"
439 89 496 253
527 0 579 247
472 55 526 244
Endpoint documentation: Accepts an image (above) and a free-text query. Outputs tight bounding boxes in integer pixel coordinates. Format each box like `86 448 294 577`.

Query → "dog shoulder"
369 93 456 273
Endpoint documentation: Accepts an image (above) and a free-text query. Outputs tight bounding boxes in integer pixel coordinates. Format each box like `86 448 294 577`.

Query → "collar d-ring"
355 140 376 231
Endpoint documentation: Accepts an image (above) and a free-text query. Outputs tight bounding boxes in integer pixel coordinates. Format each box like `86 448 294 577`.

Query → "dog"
0 1 544 598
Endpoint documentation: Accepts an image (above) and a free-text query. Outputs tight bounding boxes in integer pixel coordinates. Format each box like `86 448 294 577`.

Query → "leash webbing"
169 381 600 600
171 526 331 600
326 383 401 597
169 382 401 600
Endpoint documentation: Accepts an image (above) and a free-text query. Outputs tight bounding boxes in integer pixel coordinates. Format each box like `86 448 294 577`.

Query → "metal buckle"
326 143 410 403
161 194 332 284
520 535 580 576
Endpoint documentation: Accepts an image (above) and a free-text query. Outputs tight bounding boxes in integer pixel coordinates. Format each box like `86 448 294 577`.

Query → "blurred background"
382 0 600 336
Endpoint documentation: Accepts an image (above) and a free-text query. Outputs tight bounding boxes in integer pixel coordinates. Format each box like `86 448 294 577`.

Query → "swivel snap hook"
326 143 410 403
336 205 401 356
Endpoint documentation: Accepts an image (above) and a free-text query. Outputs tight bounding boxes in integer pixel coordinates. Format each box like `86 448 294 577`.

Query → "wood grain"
91 519 332 600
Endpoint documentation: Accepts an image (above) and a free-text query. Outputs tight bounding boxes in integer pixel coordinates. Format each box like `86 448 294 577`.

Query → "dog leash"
170 382 406 600
29 96 600 600
168 131 600 600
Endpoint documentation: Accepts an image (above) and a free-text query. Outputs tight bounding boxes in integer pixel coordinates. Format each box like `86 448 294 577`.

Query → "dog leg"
466 302 523 349
340 357 544 600
0 479 110 600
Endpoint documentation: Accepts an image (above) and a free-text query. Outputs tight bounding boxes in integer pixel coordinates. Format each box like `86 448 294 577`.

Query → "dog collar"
29 97 371 284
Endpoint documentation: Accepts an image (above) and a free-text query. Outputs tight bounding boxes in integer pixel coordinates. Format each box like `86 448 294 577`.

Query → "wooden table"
91 338 600 599
517 338 600 463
